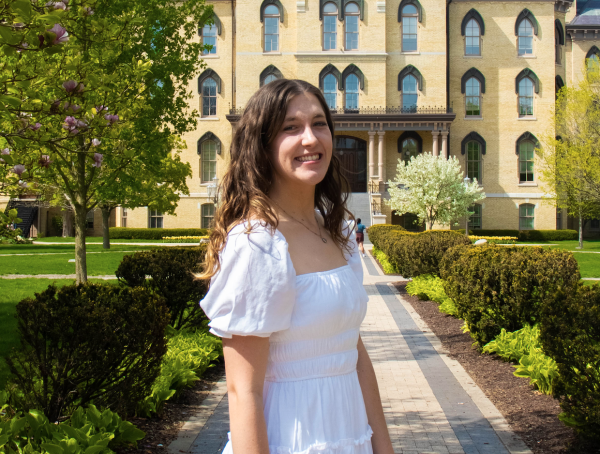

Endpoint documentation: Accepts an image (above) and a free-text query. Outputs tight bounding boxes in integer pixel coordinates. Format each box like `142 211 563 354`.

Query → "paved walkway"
168 246 531 454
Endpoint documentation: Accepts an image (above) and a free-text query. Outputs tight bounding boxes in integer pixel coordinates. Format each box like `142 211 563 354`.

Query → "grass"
36 236 168 243
0 279 119 389
0 244 166 255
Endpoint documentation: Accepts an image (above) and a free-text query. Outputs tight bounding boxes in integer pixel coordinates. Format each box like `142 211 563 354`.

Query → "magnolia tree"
538 68 600 249
0 0 213 282
387 153 485 230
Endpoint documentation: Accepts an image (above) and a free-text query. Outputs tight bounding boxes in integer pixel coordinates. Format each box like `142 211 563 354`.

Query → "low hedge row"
456 229 578 241
109 228 209 240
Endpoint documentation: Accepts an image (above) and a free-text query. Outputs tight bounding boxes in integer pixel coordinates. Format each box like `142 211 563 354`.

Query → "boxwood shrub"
440 245 580 346
366 224 406 250
456 229 578 241
116 247 208 330
109 228 209 240
539 283 600 441
5 284 170 421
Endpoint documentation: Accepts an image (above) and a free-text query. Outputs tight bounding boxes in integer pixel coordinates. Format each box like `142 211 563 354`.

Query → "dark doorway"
391 211 425 232
336 135 367 192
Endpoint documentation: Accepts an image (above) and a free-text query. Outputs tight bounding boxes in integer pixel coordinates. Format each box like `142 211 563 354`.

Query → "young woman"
355 217 366 257
199 79 393 454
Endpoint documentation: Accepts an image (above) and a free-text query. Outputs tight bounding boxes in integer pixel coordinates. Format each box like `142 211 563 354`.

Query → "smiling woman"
197 79 394 454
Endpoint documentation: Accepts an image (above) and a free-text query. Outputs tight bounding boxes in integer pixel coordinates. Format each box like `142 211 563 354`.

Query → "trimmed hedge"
109 227 209 240
539 283 600 441
117 247 208 330
366 224 406 250
456 229 578 241
440 245 580 346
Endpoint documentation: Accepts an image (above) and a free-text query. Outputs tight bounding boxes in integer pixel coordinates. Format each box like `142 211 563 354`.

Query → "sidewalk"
168 246 531 454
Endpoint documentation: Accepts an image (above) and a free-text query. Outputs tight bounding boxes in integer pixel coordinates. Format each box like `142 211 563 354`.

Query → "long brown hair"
197 79 353 281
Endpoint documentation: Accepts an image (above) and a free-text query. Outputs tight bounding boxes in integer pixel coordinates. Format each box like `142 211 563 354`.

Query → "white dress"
200 221 373 454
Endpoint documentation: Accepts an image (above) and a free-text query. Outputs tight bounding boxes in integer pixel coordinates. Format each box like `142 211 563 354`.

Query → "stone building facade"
6 0 600 235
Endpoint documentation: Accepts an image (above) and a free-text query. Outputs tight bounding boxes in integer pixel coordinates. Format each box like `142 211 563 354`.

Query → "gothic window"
518 77 534 116
345 74 359 109
201 78 217 117
401 4 418 52
519 140 535 182
465 19 481 55
264 4 280 52
518 19 534 55
345 2 359 50
467 141 482 182
324 73 338 109
323 2 338 50
402 75 418 111
465 77 481 117
202 24 217 55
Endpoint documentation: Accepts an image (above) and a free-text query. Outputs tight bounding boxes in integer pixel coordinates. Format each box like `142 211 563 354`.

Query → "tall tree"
0 0 212 282
387 153 485 230
538 66 600 248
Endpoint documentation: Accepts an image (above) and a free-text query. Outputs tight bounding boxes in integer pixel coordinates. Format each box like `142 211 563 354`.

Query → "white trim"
377 1 385 13
200 117 220 121
297 0 306 12
485 193 546 198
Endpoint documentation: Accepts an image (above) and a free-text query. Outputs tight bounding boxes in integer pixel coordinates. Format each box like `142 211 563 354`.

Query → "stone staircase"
345 192 372 244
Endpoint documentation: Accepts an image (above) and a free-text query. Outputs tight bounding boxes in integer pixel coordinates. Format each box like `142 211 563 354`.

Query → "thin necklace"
272 200 328 244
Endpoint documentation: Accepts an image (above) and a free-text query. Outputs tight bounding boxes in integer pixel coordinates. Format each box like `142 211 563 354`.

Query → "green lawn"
0 243 163 255
36 236 167 243
515 240 600 278
0 279 119 389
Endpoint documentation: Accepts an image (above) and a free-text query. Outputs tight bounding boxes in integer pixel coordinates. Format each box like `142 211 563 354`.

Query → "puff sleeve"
343 221 364 285
200 222 296 338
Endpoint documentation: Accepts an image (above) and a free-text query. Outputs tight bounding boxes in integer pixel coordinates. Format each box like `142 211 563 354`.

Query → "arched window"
517 19 534 55
519 203 535 230
260 65 283 86
466 141 482 182
398 132 422 163
587 46 600 75
401 75 418 111
468 204 482 229
345 2 359 50
465 77 481 117
201 203 215 229
345 74 359 109
401 4 418 52
518 139 535 182
324 73 338 109
323 2 338 50
465 19 481 55
518 77 534 117
555 20 564 64
202 24 217 55
555 75 565 98
201 140 217 182
201 78 217 117
263 4 280 52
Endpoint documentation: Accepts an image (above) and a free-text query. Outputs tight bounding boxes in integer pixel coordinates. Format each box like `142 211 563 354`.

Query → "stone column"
440 131 449 158
368 131 376 179
431 131 439 157
377 130 385 182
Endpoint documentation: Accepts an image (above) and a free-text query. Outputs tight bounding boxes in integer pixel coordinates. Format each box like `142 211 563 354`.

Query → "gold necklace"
272 200 328 244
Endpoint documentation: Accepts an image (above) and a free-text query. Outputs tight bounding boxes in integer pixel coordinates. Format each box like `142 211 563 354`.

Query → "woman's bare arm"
356 335 394 454
223 335 271 454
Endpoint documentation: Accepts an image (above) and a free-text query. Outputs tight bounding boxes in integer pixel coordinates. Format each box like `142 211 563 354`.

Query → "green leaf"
0 95 21 108
10 417 27 434
41 444 64 454
13 0 32 22
83 446 106 454
0 434 10 448
0 26 20 45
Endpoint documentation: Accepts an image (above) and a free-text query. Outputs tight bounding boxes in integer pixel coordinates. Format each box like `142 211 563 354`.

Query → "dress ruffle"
269 426 373 454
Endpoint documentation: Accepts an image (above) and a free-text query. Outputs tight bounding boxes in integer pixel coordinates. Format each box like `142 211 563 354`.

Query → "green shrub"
392 231 471 278
440 245 580 346
365 224 406 250
371 246 399 274
405 275 459 317
138 328 222 417
456 229 578 241
109 228 209 240
483 325 558 395
117 247 208 330
5 284 170 421
539 283 600 441
0 397 145 454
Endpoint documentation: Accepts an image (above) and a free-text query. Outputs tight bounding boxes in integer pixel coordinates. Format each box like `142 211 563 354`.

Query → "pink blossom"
69 104 81 113
62 80 78 92
18 180 28 189
92 139 101 147
2 149 11 155
92 153 103 168
30 123 42 131
48 24 69 45
95 105 108 112
83 7 94 15
104 114 119 125
39 155 51 168
62 116 87 135
12 165 26 176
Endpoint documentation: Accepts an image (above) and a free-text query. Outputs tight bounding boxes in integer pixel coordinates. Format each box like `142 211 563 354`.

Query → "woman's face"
269 92 333 190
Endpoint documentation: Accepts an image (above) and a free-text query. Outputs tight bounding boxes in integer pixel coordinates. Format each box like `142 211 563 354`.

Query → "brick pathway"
169 247 531 454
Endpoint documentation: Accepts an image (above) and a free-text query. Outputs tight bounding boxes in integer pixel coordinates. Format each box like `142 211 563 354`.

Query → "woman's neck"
269 181 316 221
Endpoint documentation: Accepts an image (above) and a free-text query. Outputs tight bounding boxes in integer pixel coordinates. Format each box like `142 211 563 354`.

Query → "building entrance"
336 135 367 193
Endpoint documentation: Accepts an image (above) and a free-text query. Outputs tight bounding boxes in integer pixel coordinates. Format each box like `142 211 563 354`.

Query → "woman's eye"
314 122 328 127
283 125 296 131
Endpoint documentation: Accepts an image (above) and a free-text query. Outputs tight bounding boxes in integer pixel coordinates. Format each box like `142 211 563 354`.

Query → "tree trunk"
62 210 74 237
579 212 584 249
101 205 113 250
74 204 88 284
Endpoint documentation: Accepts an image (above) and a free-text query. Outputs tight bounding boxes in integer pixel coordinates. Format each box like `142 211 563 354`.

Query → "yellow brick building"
7 0 600 236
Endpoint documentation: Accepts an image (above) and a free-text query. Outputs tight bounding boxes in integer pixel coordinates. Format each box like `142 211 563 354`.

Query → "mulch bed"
393 282 598 454
115 361 225 454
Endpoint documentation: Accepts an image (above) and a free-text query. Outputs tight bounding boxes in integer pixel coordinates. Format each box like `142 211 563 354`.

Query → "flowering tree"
0 0 212 282
387 153 485 230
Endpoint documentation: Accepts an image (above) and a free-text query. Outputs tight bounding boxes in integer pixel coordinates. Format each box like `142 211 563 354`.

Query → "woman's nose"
301 126 318 146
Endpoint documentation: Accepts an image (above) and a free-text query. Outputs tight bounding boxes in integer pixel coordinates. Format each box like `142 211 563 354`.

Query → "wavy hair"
197 79 353 281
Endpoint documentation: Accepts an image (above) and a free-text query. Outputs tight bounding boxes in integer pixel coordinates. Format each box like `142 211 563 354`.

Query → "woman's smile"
295 153 323 163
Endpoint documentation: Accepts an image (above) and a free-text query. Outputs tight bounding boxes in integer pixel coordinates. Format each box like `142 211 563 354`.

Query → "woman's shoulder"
226 220 285 254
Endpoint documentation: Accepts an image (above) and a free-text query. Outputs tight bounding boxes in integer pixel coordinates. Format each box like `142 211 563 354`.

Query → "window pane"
345 2 359 13
402 17 417 51
403 5 417 15
264 74 278 84
402 138 419 162
345 74 359 109
324 74 337 109
468 204 482 229
202 141 217 182
324 15 337 50
588 54 600 73
201 204 215 229
324 2 337 13
518 20 533 55
402 75 418 110
467 141 481 181
518 78 534 116
265 17 279 52
264 5 279 14
519 141 535 182
345 16 358 50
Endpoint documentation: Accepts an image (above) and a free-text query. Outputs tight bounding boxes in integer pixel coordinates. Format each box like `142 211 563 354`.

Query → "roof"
570 0 600 27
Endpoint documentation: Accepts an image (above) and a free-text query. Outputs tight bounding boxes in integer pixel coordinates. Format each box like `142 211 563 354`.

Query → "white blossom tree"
387 153 485 230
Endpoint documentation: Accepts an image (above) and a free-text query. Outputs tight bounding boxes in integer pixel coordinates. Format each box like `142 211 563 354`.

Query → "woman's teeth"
296 154 320 162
